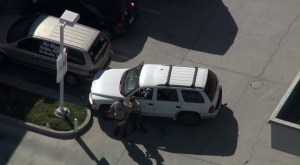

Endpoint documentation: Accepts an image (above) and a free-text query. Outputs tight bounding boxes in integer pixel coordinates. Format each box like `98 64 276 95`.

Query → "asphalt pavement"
0 0 300 165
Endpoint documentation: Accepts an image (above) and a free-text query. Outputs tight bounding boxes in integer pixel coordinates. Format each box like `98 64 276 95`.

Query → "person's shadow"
98 105 238 165
122 141 154 165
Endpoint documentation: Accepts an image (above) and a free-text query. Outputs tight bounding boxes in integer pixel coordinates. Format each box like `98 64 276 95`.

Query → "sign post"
55 10 79 117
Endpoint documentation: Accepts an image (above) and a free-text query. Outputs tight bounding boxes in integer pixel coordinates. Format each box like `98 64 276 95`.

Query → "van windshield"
7 15 38 43
204 70 218 101
89 33 108 64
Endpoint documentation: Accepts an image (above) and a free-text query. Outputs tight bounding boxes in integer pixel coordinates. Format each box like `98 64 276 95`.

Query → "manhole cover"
250 80 263 89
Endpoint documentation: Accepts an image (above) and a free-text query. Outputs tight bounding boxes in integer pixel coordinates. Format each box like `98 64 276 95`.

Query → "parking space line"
138 6 161 15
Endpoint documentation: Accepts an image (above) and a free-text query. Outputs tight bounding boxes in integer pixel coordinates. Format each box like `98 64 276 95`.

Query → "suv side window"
157 88 179 102
133 88 153 100
67 48 86 65
181 90 205 103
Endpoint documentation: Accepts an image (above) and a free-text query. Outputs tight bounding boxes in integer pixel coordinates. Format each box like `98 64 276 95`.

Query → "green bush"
0 83 87 131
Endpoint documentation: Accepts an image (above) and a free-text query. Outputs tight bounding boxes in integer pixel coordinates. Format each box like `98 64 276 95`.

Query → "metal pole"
60 22 66 112
74 118 78 133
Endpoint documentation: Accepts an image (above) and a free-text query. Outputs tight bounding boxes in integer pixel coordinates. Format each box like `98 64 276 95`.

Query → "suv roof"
139 64 208 89
29 15 99 51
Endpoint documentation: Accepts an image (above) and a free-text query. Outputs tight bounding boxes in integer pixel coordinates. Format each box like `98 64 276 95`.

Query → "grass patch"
0 83 87 131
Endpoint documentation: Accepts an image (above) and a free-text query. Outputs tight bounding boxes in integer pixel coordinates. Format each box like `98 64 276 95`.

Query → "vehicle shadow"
112 0 238 62
97 106 238 157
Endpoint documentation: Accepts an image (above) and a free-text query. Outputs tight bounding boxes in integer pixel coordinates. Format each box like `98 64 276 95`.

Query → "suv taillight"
209 105 215 113
130 2 135 8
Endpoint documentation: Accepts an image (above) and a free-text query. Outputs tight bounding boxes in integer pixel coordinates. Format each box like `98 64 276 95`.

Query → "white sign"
56 47 67 83
39 41 60 58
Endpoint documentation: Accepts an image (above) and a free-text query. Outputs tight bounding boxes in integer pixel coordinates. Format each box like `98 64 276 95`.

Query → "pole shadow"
75 136 110 165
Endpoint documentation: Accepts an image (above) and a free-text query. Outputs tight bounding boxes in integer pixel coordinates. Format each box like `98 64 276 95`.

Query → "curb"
0 108 92 139
0 74 92 139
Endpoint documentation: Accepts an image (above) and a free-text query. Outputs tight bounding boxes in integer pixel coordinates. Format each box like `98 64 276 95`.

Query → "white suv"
89 63 222 126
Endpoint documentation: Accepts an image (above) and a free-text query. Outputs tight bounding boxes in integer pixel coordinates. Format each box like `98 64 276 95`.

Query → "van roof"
29 15 99 51
139 64 208 88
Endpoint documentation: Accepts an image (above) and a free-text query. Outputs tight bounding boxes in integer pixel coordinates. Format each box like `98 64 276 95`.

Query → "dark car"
32 0 138 38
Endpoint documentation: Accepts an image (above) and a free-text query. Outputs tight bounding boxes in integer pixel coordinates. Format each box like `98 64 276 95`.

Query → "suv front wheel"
99 104 114 119
178 112 200 127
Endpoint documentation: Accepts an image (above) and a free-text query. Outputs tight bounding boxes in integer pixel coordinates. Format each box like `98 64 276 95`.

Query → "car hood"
91 68 128 98
0 15 22 43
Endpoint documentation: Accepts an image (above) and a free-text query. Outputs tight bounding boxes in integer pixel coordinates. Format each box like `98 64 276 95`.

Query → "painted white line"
138 6 161 15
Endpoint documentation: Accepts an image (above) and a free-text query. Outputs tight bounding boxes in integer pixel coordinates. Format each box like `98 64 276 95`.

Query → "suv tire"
65 73 78 86
100 104 113 119
178 112 200 127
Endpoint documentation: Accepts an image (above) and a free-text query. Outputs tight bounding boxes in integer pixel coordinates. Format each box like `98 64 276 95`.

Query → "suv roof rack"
191 67 198 88
165 65 173 86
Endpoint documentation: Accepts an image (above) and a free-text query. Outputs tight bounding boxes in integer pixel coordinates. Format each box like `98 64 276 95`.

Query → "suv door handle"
176 106 181 108
148 103 154 106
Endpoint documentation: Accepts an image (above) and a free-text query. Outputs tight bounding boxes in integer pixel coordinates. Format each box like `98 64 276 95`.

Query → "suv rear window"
89 34 108 64
204 70 217 101
181 90 205 103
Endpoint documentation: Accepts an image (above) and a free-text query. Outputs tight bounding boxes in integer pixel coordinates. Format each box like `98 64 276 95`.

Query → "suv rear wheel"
178 112 200 127
65 73 79 86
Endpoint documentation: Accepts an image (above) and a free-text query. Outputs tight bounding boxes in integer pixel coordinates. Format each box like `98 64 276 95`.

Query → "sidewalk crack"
258 14 300 77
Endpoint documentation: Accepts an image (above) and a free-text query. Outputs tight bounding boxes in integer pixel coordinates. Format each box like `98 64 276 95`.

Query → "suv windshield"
120 64 143 96
7 15 38 43
204 70 218 101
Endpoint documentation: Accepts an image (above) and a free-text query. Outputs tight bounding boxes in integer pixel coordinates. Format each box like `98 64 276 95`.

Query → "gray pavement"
0 0 300 164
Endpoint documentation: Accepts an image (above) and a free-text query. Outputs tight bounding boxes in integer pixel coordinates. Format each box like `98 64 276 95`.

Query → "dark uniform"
110 99 129 138
129 96 147 133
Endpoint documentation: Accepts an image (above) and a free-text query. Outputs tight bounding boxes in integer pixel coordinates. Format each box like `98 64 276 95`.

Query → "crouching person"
110 99 129 138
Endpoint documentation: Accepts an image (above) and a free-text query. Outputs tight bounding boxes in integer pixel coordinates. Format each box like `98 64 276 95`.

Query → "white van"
0 14 112 85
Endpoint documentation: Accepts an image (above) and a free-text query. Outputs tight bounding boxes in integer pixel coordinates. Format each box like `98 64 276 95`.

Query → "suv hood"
91 68 128 98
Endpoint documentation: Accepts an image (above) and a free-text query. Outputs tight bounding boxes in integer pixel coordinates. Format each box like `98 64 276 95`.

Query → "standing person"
129 96 147 133
110 99 130 138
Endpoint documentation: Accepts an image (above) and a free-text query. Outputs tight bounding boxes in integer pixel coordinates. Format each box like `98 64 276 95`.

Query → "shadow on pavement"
75 136 109 165
112 0 238 62
97 106 238 159
0 122 27 164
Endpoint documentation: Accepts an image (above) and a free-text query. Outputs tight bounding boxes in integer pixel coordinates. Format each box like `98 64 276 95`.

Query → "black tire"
65 73 79 86
178 112 200 127
99 104 114 120
0 52 7 65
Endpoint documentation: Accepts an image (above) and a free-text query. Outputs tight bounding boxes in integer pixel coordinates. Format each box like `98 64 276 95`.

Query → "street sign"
56 47 67 83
